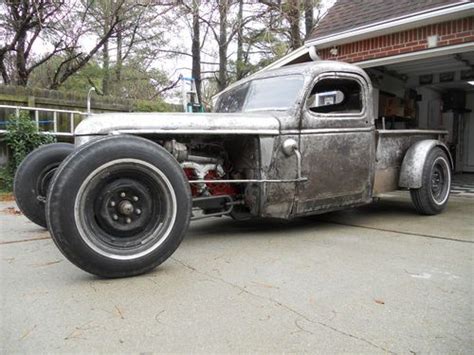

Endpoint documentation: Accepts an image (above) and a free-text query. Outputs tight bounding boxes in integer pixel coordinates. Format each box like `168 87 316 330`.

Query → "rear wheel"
410 147 451 215
14 143 74 228
46 136 192 278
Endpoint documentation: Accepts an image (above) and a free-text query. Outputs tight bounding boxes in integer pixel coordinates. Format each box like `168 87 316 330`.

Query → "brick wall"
317 16 474 63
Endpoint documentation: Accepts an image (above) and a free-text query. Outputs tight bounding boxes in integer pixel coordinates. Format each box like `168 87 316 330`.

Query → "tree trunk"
191 0 201 103
115 23 123 83
102 37 110 95
15 31 28 86
101 2 111 95
304 0 314 39
236 0 244 80
286 0 302 50
0 57 10 84
218 0 228 92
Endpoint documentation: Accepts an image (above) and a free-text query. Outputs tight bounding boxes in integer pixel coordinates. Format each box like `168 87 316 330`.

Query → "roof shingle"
308 0 467 40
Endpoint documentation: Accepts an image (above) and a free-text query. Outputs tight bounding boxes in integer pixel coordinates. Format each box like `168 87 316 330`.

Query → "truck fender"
399 139 453 189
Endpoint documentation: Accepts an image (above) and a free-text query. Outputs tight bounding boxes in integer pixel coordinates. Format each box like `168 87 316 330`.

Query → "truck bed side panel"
374 130 447 193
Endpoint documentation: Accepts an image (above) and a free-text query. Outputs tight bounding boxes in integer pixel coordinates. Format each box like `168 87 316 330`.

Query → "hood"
75 112 282 137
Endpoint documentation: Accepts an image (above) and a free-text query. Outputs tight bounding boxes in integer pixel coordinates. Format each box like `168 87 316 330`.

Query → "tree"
304 0 314 38
0 0 123 87
94 1 176 95
191 0 202 103
258 0 322 50
0 0 64 85
0 0 172 89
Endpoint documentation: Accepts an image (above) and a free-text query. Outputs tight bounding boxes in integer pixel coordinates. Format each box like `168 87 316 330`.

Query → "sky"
30 0 336 104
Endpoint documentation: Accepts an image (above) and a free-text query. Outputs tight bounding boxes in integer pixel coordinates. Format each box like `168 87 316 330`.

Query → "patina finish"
74 60 452 219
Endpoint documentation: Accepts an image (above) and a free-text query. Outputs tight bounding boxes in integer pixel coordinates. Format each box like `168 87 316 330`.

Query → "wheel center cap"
119 200 134 216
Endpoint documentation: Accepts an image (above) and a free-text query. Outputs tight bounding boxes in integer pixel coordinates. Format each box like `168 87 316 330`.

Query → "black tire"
410 147 451 215
46 135 192 278
14 143 74 228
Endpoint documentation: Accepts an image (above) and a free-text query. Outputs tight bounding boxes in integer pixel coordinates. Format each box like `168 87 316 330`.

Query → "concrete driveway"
1 192 472 353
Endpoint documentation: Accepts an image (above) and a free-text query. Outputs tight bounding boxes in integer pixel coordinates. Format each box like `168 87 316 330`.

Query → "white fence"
0 105 87 137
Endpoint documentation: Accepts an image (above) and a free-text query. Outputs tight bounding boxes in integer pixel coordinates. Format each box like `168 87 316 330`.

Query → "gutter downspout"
308 45 319 61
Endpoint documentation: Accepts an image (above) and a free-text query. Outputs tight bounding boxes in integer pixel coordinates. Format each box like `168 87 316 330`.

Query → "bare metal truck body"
15 61 453 277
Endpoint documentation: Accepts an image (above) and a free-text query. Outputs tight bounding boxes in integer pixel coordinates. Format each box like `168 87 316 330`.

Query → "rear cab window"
307 77 364 115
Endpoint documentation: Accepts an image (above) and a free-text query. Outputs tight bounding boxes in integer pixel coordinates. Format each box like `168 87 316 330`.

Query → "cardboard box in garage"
380 95 405 117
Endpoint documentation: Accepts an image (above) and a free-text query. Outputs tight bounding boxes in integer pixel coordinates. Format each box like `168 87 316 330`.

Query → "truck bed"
374 129 448 194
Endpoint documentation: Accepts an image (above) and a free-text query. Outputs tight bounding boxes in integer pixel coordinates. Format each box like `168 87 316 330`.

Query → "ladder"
181 77 204 113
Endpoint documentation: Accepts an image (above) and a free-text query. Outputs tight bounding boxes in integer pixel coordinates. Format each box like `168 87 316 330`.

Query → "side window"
307 78 363 114
215 83 249 113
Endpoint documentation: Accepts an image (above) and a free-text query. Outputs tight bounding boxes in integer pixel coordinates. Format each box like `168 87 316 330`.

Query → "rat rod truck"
14 61 452 278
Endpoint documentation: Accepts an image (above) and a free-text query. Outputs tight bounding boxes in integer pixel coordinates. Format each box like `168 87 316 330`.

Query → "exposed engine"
163 139 240 198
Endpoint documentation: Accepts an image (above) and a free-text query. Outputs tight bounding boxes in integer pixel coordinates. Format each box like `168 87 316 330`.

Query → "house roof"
308 0 467 40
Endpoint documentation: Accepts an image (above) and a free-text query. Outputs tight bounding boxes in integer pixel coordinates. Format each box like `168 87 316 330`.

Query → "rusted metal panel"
297 130 375 215
398 139 453 189
74 112 281 146
259 135 300 219
374 131 449 192
373 167 399 194
69 60 453 220
295 69 375 215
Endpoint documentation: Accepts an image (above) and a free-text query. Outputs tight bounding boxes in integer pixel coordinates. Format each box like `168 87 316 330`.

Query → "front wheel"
410 147 451 215
14 143 74 228
46 136 192 278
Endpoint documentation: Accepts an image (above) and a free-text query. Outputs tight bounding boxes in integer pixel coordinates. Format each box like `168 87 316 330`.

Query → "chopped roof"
308 0 467 40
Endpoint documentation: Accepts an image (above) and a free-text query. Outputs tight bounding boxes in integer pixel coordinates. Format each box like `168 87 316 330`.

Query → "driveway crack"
323 220 473 244
171 257 395 354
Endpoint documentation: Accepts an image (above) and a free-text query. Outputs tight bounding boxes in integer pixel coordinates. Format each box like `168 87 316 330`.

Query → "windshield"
215 75 304 113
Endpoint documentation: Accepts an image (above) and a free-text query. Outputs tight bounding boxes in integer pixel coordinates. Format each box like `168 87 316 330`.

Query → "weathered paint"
295 70 375 216
399 139 453 189
74 112 281 146
70 60 451 219
374 131 447 193
259 135 300 219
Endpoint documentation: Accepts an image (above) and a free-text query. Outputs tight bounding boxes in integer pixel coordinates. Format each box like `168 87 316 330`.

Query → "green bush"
133 99 182 112
0 111 55 191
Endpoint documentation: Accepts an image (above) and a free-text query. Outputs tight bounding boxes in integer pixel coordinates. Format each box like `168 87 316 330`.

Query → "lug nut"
135 208 141 215
112 214 118 221
120 192 126 198
125 217 132 224
110 201 116 207
133 196 139 202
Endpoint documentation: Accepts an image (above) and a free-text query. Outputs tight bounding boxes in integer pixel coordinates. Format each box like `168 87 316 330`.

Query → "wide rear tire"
14 143 74 228
46 136 192 278
410 147 451 215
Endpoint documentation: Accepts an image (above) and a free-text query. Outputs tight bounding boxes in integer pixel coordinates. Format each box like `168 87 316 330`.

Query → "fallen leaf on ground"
1 207 22 215
19 325 37 340
32 260 62 267
251 281 279 289
115 305 125 319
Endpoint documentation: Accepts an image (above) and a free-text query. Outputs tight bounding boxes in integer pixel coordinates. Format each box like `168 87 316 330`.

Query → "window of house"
307 78 363 114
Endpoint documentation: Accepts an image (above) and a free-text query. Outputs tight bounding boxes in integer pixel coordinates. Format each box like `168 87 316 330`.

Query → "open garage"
254 0 474 174
364 50 474 173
